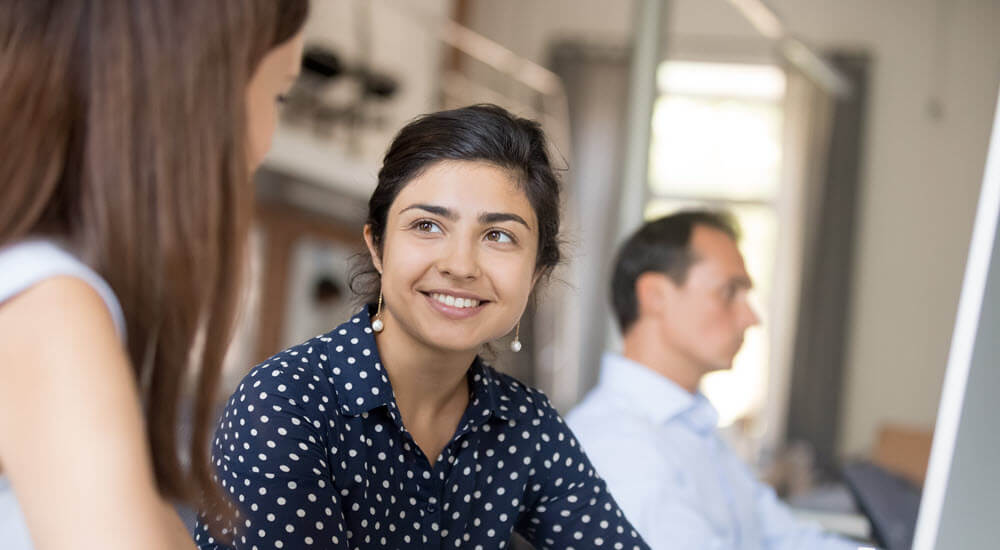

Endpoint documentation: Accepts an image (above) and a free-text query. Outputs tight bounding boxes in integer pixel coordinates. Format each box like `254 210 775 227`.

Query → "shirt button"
425 502 437 513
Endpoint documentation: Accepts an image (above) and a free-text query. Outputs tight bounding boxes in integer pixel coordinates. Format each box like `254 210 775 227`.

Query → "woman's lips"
421 291 488 320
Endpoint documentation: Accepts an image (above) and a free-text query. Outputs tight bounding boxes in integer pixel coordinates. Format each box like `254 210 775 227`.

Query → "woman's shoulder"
0 238 126 338
235 333 339 399
473 361 561 423
227 309 374 412
0 276 120 359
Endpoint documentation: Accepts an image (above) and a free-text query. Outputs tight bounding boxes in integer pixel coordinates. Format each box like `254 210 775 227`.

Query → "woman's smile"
421 290 489 320
365 159 539 354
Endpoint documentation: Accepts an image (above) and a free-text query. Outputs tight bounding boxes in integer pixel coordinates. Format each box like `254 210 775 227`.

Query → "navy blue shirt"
195 308 649 549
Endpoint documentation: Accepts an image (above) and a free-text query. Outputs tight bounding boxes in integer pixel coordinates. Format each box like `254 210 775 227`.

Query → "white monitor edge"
911 85 1000 550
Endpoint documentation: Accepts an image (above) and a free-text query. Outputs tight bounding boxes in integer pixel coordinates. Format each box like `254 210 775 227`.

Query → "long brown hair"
0 0 308 505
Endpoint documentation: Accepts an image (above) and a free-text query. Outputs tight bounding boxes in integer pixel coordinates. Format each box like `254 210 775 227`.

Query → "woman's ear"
529 265 553 298
363 225 383 274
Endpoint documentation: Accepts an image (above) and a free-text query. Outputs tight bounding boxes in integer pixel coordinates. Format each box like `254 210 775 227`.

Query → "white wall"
265 0 451 199
466 0 1000 458
466 1 635 62
765 0 1000 459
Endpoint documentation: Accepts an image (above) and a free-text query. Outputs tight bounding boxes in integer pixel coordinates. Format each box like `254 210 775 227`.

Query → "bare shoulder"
0 273 119 339
0 274 127 394
0 277 195 549
0 274 134 451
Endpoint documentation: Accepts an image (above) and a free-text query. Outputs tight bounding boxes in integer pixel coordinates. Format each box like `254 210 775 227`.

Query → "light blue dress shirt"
566 352 861 550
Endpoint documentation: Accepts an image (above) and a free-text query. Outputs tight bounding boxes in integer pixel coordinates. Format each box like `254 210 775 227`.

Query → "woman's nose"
436 237 481 280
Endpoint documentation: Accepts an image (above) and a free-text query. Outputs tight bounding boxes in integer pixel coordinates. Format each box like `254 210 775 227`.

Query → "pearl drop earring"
372 291 384 332
510 321 522 352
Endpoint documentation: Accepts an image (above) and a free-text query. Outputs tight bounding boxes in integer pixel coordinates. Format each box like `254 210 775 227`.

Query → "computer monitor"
911 86 1000 549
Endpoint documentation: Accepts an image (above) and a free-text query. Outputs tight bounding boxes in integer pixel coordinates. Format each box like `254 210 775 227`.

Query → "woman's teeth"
431 293 480 309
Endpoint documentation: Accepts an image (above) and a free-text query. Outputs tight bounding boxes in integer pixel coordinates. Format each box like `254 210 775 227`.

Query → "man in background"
567 211 859 549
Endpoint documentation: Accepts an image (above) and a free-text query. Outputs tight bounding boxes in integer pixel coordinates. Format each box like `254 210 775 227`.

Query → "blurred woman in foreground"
0 2 308 548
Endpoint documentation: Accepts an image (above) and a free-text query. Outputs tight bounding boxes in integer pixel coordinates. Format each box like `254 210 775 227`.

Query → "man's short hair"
610 210 741 333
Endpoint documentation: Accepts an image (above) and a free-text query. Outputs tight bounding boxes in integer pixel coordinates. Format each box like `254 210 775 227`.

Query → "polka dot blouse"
195 307 650 550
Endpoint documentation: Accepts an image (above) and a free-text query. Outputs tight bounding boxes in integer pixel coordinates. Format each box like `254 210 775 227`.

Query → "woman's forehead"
391 161 536 224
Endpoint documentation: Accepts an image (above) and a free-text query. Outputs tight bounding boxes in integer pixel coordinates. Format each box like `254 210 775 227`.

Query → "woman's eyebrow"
399 203 456 220
479 212 531 230
399 204 531 231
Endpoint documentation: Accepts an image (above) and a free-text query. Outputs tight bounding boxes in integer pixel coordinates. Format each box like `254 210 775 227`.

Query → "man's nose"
742 300 762 328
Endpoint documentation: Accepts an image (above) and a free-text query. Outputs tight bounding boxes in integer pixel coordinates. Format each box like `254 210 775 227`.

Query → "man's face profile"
658 224 760 374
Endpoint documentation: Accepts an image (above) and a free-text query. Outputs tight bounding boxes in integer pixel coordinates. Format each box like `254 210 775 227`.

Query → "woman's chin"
421 338 485 356
411 328 502 356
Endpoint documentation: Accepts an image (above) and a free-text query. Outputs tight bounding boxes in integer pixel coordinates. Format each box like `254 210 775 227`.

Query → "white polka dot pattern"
195 308 650 550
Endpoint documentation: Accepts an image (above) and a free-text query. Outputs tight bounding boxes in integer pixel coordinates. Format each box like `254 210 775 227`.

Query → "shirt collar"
467 360 514 422
325 306 513 423
598 351 718 434
323 306 396 417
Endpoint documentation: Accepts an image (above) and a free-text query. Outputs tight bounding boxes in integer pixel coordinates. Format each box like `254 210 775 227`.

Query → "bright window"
647 61 785 428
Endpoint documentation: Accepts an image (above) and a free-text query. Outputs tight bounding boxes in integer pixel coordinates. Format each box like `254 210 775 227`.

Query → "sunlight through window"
647 61 785 429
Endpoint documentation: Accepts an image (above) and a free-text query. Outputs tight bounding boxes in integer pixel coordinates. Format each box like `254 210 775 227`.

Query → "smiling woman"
366 160 539 356
195 105 651 550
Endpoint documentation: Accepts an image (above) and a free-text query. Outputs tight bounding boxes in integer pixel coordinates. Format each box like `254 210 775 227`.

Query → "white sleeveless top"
0 239 126 550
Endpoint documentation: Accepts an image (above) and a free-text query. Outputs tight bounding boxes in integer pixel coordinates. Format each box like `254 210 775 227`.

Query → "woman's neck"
373 318 476 465
373 318 475 421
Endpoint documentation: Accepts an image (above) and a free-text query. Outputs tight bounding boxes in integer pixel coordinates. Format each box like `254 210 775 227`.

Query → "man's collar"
598 351 718 433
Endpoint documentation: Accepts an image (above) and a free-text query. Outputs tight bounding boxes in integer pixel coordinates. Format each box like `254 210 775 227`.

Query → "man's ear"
634 272 671 319
363 225 383 274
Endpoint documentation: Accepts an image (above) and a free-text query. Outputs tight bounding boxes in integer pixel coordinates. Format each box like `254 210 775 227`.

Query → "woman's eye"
416 220 442 233
485 230 513 243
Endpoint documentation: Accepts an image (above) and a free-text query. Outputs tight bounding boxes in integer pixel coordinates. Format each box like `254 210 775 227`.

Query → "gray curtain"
785 52 870 475
547 41 633 399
